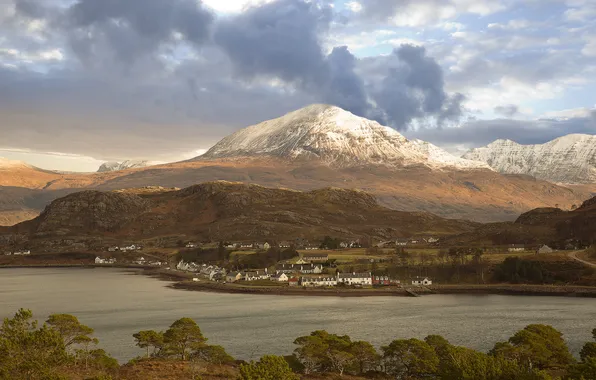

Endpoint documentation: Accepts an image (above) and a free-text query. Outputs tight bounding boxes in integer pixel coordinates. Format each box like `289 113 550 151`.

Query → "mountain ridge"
463 134 596 184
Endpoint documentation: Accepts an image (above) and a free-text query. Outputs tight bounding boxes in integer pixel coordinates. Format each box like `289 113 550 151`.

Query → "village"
176 252 434 289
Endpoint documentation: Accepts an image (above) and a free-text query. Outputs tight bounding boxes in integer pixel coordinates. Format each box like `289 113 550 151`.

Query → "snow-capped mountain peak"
97 160 150 173
462 134 596 184
201 104 490 170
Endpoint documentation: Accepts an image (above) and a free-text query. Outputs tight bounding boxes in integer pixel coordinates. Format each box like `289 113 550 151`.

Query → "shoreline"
166 275 596 298
4 264 596 298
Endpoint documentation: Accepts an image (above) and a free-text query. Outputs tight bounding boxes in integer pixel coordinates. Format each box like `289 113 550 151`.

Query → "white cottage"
337 272 372 286
412 277 432 286
270 273 289 282
301 276 338 287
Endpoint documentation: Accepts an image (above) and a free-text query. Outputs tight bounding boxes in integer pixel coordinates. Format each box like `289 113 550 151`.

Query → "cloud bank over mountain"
0 0 595 170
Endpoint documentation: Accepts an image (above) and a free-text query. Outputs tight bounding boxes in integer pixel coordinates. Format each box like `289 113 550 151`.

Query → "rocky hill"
7 182 479 244
443 195 596 247
462 134 596 184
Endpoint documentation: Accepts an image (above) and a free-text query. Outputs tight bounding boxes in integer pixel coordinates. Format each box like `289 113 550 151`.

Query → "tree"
0 309 68 379
351 340 380 374
293 332 328 374
193 345 235 365
491 324 574 370
579 328 596 362
46 314 94 349
133 330 164 358
163 318 207 361
567 356 596 380
382 338 439 379
239 355 300 380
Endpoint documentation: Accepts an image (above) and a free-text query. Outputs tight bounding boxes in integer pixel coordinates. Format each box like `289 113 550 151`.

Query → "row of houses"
2 250 31 256
177 261 226 280
107 244 143 252
508 244 555 254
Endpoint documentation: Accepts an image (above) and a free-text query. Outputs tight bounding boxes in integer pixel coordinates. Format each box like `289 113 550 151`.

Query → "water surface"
1 268 595 362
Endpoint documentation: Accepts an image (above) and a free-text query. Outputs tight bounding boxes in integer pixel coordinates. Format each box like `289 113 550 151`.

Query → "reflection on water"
1 267 595 362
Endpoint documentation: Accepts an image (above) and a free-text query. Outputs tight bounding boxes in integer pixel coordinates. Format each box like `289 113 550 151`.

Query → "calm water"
1 268 595 362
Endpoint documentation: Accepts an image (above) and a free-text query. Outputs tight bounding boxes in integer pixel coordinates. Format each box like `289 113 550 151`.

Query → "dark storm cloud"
214 0 331 85
323 46 370 117
408 115 596 149
65 0 214 65
373 45 464 129
214 1 462 129
494 104 519 117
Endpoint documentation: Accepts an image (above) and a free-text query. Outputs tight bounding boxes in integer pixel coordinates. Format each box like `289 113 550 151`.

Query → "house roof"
302 276 336 282
338 272 371 279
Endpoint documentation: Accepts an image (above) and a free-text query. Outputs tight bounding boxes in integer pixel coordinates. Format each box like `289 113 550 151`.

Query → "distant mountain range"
0 105 594 226
97 160 151 172
463 134 596 184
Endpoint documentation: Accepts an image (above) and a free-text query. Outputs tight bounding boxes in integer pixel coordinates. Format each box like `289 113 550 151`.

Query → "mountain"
200 104 490 170
4 182 479 249
0 106 594 225
97 160 150 172
462 134 596 184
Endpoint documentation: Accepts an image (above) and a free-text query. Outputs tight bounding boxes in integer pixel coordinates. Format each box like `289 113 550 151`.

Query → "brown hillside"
7 182 479 245
0 158 594 224
443 195 596 247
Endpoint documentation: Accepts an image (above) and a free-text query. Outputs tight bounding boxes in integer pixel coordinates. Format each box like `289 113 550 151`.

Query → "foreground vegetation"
2 310 596 379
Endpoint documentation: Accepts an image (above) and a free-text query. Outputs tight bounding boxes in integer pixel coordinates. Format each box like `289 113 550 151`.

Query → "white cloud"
201 0 275 13
582 35 596 56
346 1 363 13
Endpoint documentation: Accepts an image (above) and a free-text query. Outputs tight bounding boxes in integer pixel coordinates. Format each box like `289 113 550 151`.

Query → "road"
568 250 596 268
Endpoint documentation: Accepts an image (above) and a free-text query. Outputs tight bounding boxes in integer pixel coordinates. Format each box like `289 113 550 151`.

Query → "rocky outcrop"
31 191 150 234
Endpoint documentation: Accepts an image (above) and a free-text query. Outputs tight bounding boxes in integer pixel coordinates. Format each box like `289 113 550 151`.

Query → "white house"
95 257 116 264
337 272 372 286
133 257 146 265
275 264 323 275
301 276 337 287
226 272 243 282
412 277 432 286
13 250 31 256
270 273 289 282
244 270 270 281
508 244 526 252
186 242 197 248
537 245 554 254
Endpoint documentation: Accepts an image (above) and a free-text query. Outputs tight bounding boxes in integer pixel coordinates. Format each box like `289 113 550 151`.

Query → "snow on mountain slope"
462 134 596 184
97 160 150 172
201 104 489 170
0 157 29 169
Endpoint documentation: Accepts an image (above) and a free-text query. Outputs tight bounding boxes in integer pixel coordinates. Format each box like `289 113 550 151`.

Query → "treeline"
2 309 596 379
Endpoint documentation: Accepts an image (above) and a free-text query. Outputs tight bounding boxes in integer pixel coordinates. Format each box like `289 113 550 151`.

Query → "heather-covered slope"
443 195 596 247
8 182 479 243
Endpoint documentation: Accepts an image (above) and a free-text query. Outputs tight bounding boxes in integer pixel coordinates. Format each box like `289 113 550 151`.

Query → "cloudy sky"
1 0 595 171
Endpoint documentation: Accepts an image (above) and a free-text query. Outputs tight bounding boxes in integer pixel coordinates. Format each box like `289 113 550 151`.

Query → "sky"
0 0 595 172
